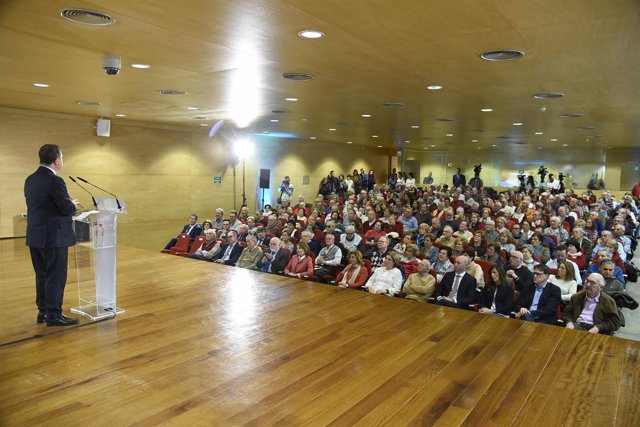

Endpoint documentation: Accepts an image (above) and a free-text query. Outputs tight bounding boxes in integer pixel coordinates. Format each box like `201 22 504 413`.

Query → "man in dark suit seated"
213 230 243 265
563 273 621 335
515 264 561 325
163 213 202 250
24 144 80 326
256 237 289 274
435 255 478 310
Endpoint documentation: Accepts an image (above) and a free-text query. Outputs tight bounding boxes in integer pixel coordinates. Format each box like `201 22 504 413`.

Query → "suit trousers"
30 246 68 316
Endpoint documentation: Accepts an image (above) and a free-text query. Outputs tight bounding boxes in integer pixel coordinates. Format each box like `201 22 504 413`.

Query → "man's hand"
588 326 599 334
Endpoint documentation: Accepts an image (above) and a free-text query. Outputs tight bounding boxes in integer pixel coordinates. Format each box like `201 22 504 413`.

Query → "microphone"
69 176 97 209
77 177 122 210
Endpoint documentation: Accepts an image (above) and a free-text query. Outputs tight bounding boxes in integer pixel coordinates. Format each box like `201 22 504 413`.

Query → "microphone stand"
77 177 121 210
69 176 98 209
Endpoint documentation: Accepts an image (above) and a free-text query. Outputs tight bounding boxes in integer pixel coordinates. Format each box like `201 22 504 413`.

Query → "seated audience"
284 242 315 279
563 273 621 335
435 255 478 310
465 249 485 288
235 235 263 269
515 264 561 325
163 213 202 250
363 252 403 296
213 230 243 265
479 266 514 316
433 246 454 283
189 229 220 261
314 234 343 279
599 260 625 294
335 251 369 289
280 230 295 254
340 225 364 253
257 237 289 274
548 260 578 304
402 259 436 303
506 250 533 295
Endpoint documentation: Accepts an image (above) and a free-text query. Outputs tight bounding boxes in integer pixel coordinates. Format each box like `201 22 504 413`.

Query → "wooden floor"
1 239 639 426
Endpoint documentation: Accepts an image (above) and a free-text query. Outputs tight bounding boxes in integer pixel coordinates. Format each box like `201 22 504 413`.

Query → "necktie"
223 244 233 260
449 274 462 298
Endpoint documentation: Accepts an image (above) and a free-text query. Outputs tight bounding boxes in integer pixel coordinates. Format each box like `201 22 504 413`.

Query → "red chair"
475 259 493 284
177 235 205 257
162 233 190 254
313 229 324 241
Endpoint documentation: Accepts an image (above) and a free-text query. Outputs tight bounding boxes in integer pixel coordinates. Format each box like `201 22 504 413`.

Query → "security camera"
102 56 121 76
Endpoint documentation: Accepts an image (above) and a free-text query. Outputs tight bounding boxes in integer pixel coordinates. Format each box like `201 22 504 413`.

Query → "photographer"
278 176 294 204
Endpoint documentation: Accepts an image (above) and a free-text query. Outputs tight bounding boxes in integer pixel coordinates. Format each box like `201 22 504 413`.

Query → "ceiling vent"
533 93 564 99
271 109 290 114
383 102 404 107
473 128 487 133
76 100 102 106
191 116 208 120
559 113 584 118
480 50 524 61
436 118 454 122
282 73 314 81
60 8 115 26
576 126 595 131
159 89 186 95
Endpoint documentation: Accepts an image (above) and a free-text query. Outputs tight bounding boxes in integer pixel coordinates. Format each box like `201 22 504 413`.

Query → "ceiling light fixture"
33 82 49 87
270 119 279 122
513 122 523 126
131 63 151 69
411 125 420 128
361 114 371 118
372 135 379 138
427 85 443 90
535 132 543 135
115 114 126 117
431 144 436 147
309 136 316 140
480 50 525 61
285 97 298 101
347 141 352 144
377 145 383 148
550 138 558 142
472 139 478 142
446 134 453 137
481 108 493 112
562 144 569 147
298 30 324 39
200 124 208 127
329 128 336 131
187 107 199 110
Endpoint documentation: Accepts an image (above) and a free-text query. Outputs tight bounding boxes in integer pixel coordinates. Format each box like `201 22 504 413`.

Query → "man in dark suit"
213 230 243 266
256 237 289 274
24 144 80 326
515 264 562 325
163 214 202 250
435 255 478 310
452 168 466 188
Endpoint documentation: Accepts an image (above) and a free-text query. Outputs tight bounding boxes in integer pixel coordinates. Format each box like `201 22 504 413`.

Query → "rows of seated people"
162 182 640 335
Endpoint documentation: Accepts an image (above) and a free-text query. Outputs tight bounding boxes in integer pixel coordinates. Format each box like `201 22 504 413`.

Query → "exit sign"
213 176 222 184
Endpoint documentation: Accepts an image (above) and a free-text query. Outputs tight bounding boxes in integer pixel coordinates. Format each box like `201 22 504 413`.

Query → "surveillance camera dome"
102 56 121 76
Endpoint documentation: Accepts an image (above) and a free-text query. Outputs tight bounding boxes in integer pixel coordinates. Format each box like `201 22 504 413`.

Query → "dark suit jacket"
213 242 243 265
24 166 76 248
256 248 289 273
480 284 515 315
517 281 562 325
181 223 202 239
436 271 477 307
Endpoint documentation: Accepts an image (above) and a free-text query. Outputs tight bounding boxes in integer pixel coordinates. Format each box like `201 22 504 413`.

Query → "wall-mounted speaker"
96 118 111 137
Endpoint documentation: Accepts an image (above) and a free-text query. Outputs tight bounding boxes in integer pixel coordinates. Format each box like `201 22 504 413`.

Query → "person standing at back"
24 144 80 326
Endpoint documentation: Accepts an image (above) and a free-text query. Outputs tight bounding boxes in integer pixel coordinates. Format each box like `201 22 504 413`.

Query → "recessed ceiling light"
33 82 49 87
298 29 324 39
533 93 564 99
423 147 429 150
492 144 498 147
301 118 308 121
200 124 208 127
270 119 279 122
187 106 199 110
329 128 336 131
550 138 558 142
537 147 543 149
607 146 613 149
535 132 543 135
404 140 411 143
285 97 298 102
481 108 493 112
427 85 443 90
309 136 316 140
478 147 483 149
481 50 525 61
372 135 379 138
361 114 371 118
131 63 151 69
115 113 126 117
262 131 270 134
430 144 436 147
377 145 383 148
347 141 352 144
446 133 453 137
411 125 420 128
472 139 478 142
513 122 523 126
562 144 569 147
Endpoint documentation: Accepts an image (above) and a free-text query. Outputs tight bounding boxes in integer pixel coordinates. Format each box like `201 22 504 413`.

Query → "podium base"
71 304 124 321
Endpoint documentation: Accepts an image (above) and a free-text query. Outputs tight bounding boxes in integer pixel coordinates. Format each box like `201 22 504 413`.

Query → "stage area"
1 239 639 425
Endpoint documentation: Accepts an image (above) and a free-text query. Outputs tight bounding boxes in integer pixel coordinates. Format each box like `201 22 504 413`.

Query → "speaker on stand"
259 169 270 210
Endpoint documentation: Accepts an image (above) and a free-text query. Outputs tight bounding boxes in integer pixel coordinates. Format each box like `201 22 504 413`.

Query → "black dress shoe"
46 315 79 326
37 311 47 324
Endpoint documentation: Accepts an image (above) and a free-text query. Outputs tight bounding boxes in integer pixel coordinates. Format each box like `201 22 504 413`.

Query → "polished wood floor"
1 238 639 426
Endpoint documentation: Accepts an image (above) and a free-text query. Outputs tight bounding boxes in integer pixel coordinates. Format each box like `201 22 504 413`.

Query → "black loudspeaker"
259 169 270 189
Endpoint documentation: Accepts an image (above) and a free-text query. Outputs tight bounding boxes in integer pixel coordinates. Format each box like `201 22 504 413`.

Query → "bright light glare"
228 57 262 128
234 138 254 159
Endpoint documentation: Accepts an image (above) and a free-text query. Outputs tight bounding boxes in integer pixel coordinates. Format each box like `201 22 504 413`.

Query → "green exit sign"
213 176 222 184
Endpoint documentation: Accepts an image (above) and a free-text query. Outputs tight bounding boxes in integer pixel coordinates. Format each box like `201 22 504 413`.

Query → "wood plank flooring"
1 238 639 426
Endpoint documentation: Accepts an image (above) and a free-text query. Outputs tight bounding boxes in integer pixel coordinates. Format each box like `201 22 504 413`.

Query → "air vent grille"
159 89 186 95
481 50 524 61
282 73 314 81
533 93 564 99
60 8 115 25
559 113 584 118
